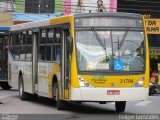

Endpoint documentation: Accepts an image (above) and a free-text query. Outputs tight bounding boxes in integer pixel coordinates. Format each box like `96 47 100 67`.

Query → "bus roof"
10 19 50 32
74 12 142 19
10 12 142 32
11 15 73 32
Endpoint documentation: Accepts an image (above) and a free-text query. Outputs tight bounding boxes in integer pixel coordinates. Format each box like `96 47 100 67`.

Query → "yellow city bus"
8 12 149 112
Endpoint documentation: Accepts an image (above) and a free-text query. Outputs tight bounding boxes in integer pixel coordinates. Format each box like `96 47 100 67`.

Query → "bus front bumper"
70 87 149 101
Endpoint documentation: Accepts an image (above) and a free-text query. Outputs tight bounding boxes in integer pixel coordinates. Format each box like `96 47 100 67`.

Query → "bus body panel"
143 16 150 89
9 60 19 89
37 62 60 98
50 15 80 99
70 87 148 101
23 61 33 94
78 74 147 88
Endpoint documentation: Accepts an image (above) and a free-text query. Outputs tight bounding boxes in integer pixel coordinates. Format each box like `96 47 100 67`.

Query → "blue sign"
114 59 124 71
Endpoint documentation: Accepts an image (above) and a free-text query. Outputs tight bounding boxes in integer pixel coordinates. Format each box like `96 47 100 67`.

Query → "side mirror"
67 36 73 53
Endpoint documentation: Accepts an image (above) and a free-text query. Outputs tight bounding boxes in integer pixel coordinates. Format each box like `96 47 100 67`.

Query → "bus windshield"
76 30 145 72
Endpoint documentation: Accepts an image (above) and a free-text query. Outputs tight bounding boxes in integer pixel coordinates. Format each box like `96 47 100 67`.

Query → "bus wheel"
115 101 126 112
54 83 67 110
53 82 58 102
1 83 12 90
19 76 28 100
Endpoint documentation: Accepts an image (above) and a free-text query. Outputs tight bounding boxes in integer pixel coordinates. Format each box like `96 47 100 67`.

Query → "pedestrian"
150 70 158 84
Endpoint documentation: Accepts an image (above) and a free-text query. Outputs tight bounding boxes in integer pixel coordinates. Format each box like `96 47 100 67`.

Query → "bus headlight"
79 80 86 87
78 76 91 87
133 77 144 87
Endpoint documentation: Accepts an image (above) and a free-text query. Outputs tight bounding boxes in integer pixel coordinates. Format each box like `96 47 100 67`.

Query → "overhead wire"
13 1 160 13
14 0 160 5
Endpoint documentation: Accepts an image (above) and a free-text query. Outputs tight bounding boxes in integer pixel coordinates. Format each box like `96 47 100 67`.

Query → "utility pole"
10 0 14 12
39 0 41 14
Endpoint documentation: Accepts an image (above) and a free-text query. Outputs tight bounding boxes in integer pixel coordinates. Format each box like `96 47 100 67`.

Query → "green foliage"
55 0 64 12
15 0 25 12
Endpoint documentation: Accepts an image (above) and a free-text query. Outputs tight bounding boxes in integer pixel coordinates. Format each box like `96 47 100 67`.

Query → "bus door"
33 30 39 93
62 25 71 99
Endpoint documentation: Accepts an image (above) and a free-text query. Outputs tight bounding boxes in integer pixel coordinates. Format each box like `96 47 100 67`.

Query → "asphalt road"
0 89 160 120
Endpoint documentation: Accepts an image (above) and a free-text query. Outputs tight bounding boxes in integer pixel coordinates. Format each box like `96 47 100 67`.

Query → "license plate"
107 90 120 95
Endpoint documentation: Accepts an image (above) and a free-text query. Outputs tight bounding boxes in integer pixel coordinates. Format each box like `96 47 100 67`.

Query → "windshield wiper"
91 27 110 62
119 28 129 49
91 27 106 50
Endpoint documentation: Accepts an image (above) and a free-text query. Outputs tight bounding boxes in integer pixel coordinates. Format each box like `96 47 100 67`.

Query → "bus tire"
115 101 126 112
19 76 28 100
55 83 67 110
30 94 38 101
0 83 12 90
52 82 58 103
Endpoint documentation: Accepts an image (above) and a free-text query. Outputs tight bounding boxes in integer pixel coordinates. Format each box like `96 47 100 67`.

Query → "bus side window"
55 33 61 43
26 31 32 44
46 45 51 61
15 33 19 45
10 35 14 58
14 47 20 60
40 30 47 44
25 46 32 61
55 46 60 63
20 46 26 60
19 33 24 45
53 28 61 63
39 46 45 61
46 29 54 61
22 32 26 44
38 29 47 61
10 34 15 45
12 33 21 60
47 29 53 43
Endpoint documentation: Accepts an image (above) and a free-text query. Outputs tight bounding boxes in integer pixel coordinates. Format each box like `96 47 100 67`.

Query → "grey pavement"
0 89 160 120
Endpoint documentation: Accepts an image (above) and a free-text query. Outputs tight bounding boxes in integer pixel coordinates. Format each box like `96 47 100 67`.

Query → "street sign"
114 59 124 71
145 19 160 34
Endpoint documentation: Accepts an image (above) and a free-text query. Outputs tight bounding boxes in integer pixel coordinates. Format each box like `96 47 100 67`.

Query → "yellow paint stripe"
50 15 73 25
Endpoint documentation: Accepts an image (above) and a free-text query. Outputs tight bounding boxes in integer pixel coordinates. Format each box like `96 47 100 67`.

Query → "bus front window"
76 30 145 72
76 31 112 71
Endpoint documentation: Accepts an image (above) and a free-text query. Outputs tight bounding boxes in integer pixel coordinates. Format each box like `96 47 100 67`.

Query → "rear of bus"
70 13 149 112
0 26 11 90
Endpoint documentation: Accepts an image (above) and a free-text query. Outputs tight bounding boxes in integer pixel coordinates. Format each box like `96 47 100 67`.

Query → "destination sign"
145 19 160 34
75 17 143 28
